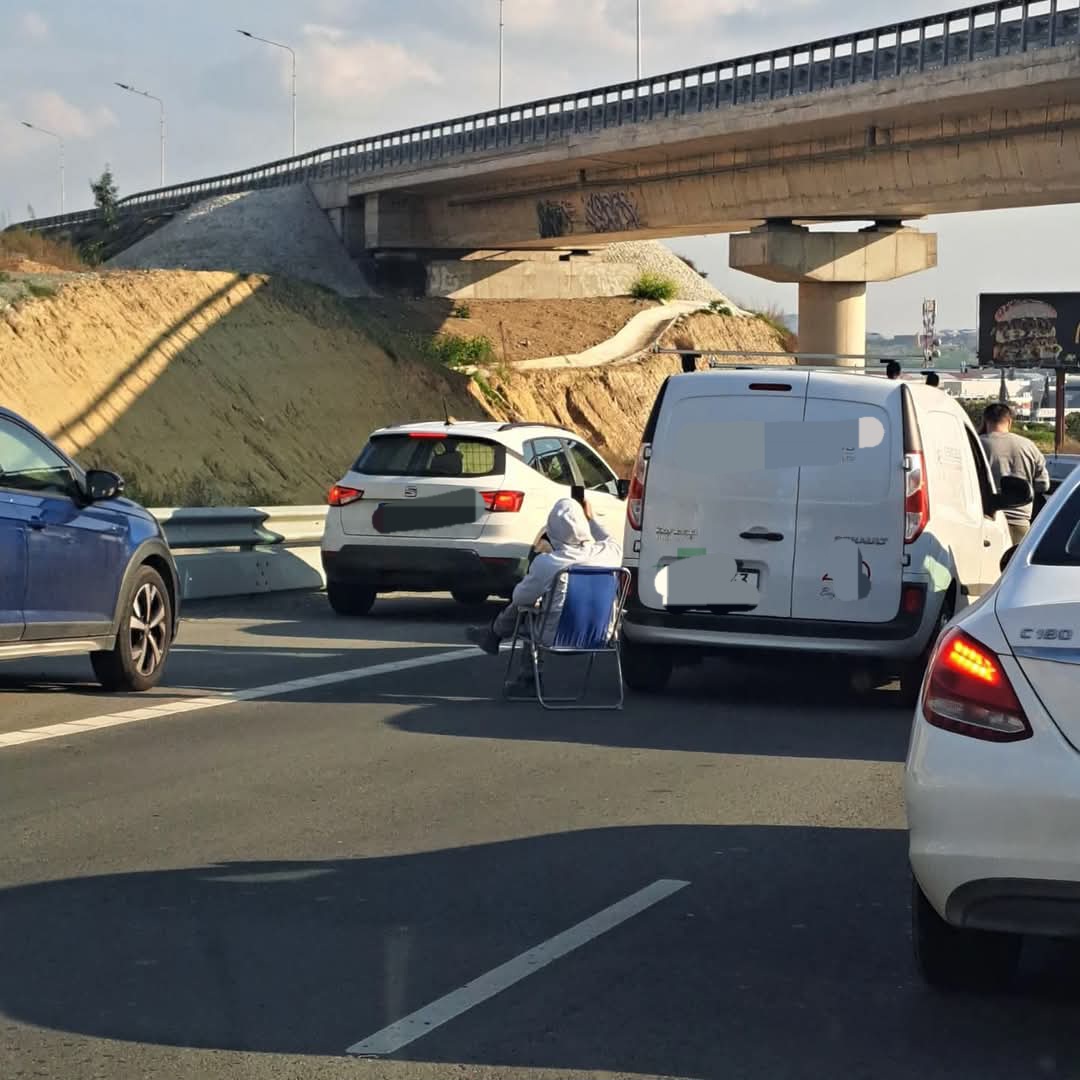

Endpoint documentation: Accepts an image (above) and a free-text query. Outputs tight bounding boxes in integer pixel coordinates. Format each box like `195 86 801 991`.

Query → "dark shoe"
467 626 500 655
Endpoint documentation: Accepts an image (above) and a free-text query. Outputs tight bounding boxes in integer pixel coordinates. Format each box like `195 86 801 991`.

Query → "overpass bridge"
18 0 1080 358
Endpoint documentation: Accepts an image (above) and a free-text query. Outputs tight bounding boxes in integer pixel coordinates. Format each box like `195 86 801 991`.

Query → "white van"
620 369 1032 699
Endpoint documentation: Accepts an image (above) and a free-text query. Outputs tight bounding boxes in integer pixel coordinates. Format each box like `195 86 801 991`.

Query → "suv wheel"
912 877 1020 990
898 588 955 707
327 582 376 616
451 589 490 607
621 640 673 693
91 566 173 692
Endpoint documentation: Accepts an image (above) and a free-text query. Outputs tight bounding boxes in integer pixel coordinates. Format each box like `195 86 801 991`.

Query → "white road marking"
0 647 480 751
171 647 343 659
346 878 691 1058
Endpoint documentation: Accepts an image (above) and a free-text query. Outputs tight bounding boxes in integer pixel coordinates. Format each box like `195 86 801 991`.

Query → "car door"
963 424 1012 595
0 417 127 640
0 495 30 643
563 439 623 529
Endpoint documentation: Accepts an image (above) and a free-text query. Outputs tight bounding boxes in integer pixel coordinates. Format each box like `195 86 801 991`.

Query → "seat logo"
1020 627 1074 641
404 487 418 498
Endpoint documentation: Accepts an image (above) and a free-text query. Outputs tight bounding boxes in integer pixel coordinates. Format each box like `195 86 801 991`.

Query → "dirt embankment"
354 297 658 364
483 315 789 474
0 270 789 503
0 270 482 505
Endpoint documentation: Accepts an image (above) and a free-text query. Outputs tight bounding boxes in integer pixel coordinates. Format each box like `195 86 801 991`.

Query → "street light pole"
115 83 165 186
498 0 505 109
20 121 64 214
236 29 297 156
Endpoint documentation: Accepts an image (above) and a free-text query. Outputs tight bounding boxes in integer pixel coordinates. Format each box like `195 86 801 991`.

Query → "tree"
90 166 119 227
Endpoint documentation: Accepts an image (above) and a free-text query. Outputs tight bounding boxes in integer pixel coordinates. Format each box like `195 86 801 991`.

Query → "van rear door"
637 372 810 617
790 376 903 623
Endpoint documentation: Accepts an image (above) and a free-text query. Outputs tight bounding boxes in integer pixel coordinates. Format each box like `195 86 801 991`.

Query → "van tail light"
922 628 1031 742
481 490 524 513
627 443 650 531
904 452 929 543
328 485 364 507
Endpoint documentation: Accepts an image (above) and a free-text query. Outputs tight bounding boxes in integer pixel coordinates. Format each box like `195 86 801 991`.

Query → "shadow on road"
1 826 1079 1077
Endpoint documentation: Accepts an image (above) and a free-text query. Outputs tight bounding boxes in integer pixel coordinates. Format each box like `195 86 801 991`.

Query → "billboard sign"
978 293 1080 368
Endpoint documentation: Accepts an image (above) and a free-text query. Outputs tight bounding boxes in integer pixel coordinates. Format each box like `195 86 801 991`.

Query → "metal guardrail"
13 0 1080 234
151 506 328 601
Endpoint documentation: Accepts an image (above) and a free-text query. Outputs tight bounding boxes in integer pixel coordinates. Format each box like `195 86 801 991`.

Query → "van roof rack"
497 422 562 432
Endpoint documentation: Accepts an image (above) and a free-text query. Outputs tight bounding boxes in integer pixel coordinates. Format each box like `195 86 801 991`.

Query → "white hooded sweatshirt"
510 498 622 644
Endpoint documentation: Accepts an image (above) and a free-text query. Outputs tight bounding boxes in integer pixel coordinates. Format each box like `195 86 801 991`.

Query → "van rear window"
1032 486 1080 566
352 434 504 478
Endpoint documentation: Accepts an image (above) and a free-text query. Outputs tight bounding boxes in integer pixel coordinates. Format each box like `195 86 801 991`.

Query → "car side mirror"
994 474 1032 511
1000 545 1018 572
85 468 125 502
616 478 630 500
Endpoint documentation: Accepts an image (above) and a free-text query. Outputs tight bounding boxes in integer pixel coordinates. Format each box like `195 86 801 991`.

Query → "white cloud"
298 26 442 104
24 91 117 139
19 11 49 41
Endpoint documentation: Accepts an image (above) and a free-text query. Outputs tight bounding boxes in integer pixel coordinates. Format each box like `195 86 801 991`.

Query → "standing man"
886 361 902 380
980 402 1050 545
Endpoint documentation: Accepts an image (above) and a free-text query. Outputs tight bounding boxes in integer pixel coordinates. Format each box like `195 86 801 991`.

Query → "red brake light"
328 485 363 507
627 443 649 531
481 490 524 513
922 628 1031 742
904 452 929 543
408 432 445 439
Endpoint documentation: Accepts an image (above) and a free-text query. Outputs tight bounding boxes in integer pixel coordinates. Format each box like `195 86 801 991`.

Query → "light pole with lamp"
20 121 64 214
114 83 166 186
236 29 297 156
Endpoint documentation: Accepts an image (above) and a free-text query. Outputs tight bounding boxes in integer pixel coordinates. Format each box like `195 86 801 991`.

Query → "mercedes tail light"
922 628 1032 742
481 490 524 513
328 485 363 507
627 443 650 531
904 452 929 543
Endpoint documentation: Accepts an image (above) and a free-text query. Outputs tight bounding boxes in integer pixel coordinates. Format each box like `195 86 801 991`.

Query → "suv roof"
369 420 578 450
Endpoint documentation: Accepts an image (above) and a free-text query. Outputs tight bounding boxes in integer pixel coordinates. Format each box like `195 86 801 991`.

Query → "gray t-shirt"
980 430 1050 523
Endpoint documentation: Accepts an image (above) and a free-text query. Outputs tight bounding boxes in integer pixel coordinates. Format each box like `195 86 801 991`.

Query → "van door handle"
740 530 784 542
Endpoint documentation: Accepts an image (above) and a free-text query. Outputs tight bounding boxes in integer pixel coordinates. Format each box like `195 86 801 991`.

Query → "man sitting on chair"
467 496 622 686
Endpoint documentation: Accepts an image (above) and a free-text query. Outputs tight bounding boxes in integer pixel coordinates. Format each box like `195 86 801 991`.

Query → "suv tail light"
627 443 650 531
922 628 1032 742
904 452 929 543
481 490 524 513
328 485 363 507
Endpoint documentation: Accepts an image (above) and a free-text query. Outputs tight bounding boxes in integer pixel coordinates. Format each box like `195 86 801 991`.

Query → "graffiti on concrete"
536 199 576 239
583 190 641 233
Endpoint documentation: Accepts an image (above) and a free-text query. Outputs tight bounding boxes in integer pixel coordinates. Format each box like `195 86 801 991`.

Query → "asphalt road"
2 591 1079 1080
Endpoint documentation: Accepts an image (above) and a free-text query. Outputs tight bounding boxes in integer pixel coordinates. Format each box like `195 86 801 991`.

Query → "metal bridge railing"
13 0 1080 233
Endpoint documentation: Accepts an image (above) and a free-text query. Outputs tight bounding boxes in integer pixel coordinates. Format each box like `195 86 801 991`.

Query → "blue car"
0 407 179 691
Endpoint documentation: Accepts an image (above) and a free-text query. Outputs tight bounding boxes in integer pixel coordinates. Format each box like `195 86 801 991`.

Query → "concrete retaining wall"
426 257 638 300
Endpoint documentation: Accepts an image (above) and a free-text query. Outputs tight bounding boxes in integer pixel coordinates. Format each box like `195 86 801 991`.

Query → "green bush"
630 272 678 302
707 299 734 316
450 301 472 318
26 282 56 299
422 333 496 369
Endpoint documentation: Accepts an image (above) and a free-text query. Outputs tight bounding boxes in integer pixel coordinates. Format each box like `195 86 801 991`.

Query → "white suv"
321 421 628 615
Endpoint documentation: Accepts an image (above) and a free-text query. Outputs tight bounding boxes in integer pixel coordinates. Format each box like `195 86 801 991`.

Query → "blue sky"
2 0 1076 335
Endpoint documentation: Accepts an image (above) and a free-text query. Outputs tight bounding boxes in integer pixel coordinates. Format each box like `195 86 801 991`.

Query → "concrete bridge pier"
729 222 937 366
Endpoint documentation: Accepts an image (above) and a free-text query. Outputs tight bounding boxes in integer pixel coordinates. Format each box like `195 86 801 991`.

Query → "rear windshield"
1032 485 1080 565
352 434 504 478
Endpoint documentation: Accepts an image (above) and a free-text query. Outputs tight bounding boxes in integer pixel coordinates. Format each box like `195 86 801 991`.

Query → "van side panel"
790 391 904 623
636 376 809 617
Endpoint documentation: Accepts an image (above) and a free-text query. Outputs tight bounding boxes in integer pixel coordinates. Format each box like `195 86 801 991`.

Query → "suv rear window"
352 434 504 478
1032 485 1080 565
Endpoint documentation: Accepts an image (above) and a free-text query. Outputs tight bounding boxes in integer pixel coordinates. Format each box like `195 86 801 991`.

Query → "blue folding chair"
503 566 632 710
